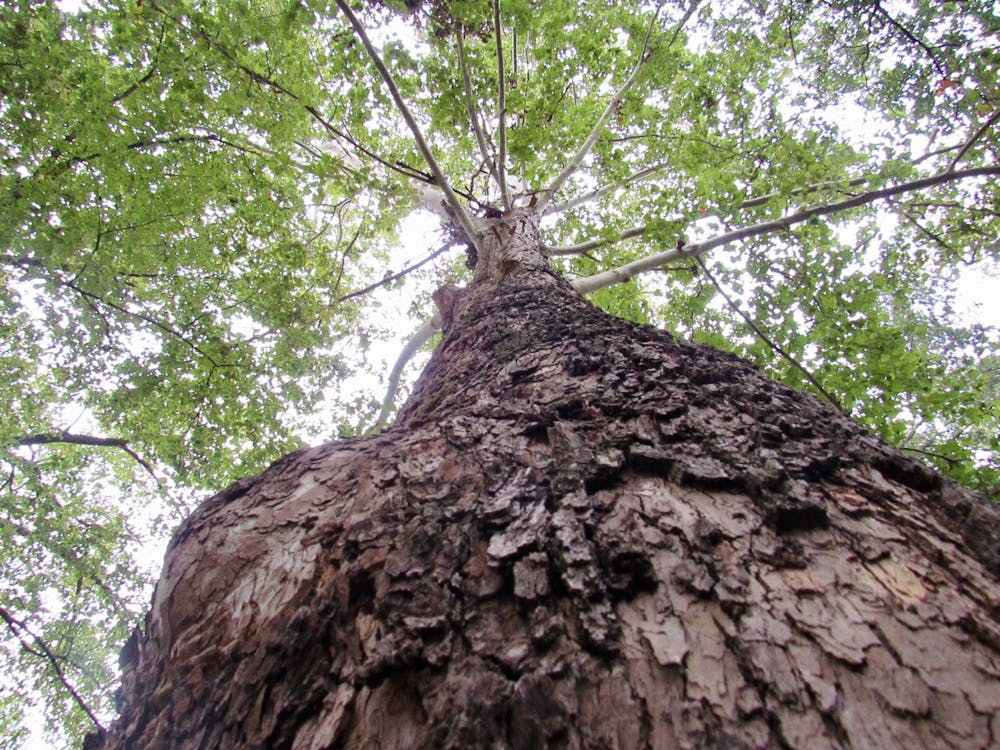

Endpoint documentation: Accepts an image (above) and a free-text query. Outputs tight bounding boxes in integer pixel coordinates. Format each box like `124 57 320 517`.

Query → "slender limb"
544 225 648 256
535 4 666 212
17 431 129 449
457 27 498 187
947 109 1000 173
334 0 482 250
545 160 672 215
739 175 869 209
331 240 455 306
664 0 705 49
899 445 961 465
305 104 437 186
872 1 945 76
549 165 883 220
572 165 1000 294
898 211 955 255
14 431 156 477
694 256 846 413
60 278 215 364
371 318 440 431
551 173 871 254
110 23 165 104
512 26 518 81
147 1 430 187
493 0 513 210
0 606 104 731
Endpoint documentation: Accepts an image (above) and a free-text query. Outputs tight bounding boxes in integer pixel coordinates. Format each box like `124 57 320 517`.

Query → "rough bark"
91 209 1000 749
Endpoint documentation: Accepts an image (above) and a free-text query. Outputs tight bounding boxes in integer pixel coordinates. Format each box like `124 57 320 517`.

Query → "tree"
1 0 998 746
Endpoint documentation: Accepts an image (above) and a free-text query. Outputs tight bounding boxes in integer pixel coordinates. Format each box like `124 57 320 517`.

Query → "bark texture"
92 210 1000 749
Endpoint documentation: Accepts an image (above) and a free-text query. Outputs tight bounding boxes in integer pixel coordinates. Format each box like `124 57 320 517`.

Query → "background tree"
1 0 998 745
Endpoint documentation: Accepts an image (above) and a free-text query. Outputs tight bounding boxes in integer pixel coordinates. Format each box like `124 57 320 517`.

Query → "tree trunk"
90 210 1000 749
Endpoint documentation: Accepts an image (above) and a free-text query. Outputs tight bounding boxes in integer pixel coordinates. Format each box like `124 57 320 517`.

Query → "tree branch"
693 256 846 413
493 0 513 210
738 175 869 209
545 160 672 215
334 0 482 250
331 239 454 306
59 277 215 365
0 606 104 732
572 165 1000 294
16 432 128 449
872 1 945 76
544 225 648 256
535 4 667 212
947 108 1000 173
371 318 440 431
457 27 498 191
664 0 705 49
899 445 962 465
147 1 429 187
15 431 158 479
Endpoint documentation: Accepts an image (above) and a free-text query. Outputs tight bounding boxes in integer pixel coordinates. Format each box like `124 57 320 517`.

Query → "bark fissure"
93 210 1000 750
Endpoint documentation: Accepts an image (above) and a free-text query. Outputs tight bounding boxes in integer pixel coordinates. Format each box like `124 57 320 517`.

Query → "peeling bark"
91 210 1000 749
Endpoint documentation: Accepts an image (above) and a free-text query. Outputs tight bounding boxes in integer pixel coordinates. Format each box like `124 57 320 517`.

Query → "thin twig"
147 1 429 187
61 278 215 364
545 160 673 215
872 1 945 76
334 0 482 250
694 256 845 413
899 445 962 465
738 175 870 209
899 211 955 255
111 23 165 103
544 225 648 256
493 0 513 210
947 109 1000 173
663 0 704 49
331 241 454 306
0 606 105 731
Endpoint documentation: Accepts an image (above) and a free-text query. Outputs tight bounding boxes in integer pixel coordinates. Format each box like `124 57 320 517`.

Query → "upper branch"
15 431 158 478
457 27 498 187
534 5 665 213
371 317 440 431
947 109 1000 173
544 225 648 256
535 0 703 213
493 0 513 210
147 1 429 186
694 255 846 413
331 239 454 306
0 606 104 731
334 0 482 249
545 160 672 215
572 165 1000 294
872 1 945 76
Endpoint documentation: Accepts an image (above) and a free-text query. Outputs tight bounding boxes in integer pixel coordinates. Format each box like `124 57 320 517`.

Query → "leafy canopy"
1 0 997 744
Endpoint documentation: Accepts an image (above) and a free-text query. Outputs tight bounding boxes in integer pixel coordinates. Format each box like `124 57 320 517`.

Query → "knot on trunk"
433 283 463 331
473 209 549 285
